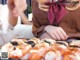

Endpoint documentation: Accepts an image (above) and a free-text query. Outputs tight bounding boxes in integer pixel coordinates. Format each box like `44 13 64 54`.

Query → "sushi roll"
28 39 51 60
1 38 32 59
29 38 41 44
68 40 80 48
53 41 68 55
63 47 80 60
44 50 61 60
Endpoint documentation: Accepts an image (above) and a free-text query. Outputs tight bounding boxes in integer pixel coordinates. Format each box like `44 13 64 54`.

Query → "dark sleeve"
31 0 47 37
59 8 80 38
32 14 46 37
69 9 80 38
31 0 46 37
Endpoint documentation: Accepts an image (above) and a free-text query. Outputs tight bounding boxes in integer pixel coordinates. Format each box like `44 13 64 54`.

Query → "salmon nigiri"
28 40 51 60
52 41 68 55
63 47 80 60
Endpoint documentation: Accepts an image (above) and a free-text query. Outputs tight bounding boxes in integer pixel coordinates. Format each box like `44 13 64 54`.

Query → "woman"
32 0 80 40
32 0 68 40
8 0 80 40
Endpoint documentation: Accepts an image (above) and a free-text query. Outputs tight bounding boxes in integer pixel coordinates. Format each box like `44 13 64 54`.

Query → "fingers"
7 0 27 17
49 33 57 40
14 0 27 14
56 30 66 40
51 32 61 40
20 3 27 12
10 0 27 16
20 0 27 11
49 30 67 41
60 28 69 39
45 26 69 41
54 28 68 40
16 0 27 11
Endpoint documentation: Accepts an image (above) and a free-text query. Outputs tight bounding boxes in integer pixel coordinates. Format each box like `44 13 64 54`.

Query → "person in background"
8 0 80 40
0 0 7 5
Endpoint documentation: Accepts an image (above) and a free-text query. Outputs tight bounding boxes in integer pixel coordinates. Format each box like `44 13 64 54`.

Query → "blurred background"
0 0 35 46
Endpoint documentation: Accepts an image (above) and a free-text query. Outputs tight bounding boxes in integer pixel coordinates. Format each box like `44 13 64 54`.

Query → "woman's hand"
37 0 49 12
44 25 69 40
7 0 27 17
7 0 18 17
7 0 27 26
14 0 27 14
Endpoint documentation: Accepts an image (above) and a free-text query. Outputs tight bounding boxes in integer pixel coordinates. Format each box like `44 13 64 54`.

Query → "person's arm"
32 15 47 37
8 11 18 26
7 0 27 26
18 10 30 24
7 0 18 26
32 0 49 37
